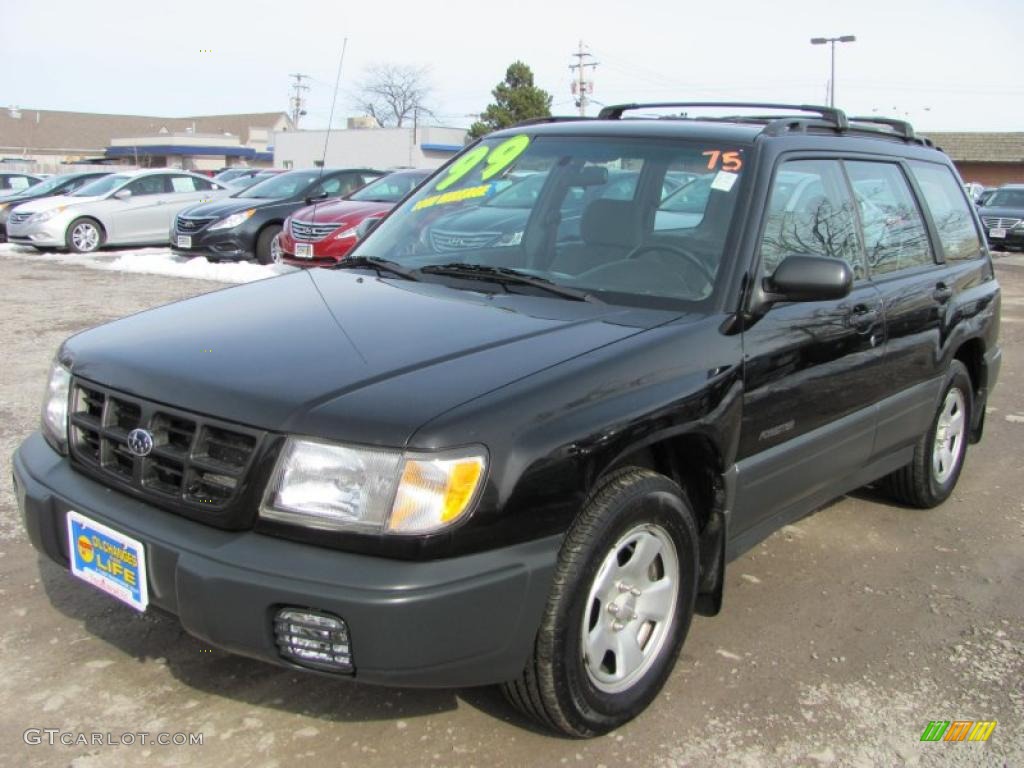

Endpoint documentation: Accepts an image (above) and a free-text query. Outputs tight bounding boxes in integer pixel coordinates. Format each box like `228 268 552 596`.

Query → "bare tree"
353 64 432 127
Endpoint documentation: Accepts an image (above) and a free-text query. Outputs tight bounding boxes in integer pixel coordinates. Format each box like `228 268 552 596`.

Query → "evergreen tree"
468 62 552 140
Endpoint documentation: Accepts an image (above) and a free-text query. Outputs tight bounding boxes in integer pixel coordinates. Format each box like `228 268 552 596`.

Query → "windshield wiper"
420 263 599 303
331 256 420 281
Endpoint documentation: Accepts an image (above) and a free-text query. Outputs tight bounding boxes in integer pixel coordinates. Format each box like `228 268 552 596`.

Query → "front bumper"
171 226 256 262
13 432 558 687
7 217 67 247
278 230 357 267
984 227 1024 249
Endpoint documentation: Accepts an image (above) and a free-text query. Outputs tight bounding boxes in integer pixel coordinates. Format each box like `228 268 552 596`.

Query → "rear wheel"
255 224 282 264
503 467 699 737
65 218 103 254
887 360 972 508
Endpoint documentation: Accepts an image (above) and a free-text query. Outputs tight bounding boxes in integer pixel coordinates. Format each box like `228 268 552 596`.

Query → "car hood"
291 199 392 225
978 206 1024 219
11 194 103 213
430 206 528 233
180 196 282 219
62 270 675 447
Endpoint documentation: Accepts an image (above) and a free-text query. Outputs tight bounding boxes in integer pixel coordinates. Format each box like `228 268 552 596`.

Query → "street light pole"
810 35 856 108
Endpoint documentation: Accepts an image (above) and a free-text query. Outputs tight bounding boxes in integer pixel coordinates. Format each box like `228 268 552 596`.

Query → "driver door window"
125 175 169 196
759 159 866 280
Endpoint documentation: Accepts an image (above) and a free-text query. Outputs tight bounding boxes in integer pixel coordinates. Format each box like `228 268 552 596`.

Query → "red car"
278 169 431 266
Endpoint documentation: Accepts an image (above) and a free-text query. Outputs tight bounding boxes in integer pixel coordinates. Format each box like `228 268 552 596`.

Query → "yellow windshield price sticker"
413 184 493 211
434 135 531 192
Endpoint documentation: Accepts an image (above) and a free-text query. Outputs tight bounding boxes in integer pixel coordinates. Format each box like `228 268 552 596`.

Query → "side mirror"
356 217 382 241
305 192 328 206
113 188 132 200
765 254 853 302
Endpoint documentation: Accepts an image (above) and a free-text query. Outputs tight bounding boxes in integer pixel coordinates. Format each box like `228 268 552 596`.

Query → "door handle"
933 283 954 304
848 303 879 330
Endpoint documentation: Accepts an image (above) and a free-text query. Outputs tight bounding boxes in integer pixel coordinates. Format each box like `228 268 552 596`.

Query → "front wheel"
887 360 973 508
65 218 103 254
255 224 282 265
503 467 699 737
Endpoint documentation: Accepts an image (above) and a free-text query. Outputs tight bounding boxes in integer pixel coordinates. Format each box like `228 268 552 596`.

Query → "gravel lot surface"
0 248 1021 767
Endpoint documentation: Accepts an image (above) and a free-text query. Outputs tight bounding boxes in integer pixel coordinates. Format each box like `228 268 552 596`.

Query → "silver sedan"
6 169 230 253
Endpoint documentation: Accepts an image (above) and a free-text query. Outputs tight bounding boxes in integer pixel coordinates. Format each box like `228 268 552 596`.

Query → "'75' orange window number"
702 150 743 172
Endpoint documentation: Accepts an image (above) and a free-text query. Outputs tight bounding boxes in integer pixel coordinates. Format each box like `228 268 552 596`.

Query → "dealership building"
272 119 466 171
0 108 293 172
923 132 1024 187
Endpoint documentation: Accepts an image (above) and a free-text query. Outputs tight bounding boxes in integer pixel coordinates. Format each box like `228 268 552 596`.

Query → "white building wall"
273 126 466 171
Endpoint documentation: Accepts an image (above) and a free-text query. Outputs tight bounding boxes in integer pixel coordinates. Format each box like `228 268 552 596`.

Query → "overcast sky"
2 0 1021 133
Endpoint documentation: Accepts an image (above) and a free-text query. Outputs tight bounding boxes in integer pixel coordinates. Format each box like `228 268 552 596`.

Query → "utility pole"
569 40 598 117
810 36 856 108
289 73 310 128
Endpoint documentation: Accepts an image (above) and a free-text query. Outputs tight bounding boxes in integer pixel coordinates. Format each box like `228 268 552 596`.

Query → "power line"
569 40 598 117
289 73 311 128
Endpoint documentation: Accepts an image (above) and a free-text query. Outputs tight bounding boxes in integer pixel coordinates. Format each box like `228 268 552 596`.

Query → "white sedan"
6 169 230 253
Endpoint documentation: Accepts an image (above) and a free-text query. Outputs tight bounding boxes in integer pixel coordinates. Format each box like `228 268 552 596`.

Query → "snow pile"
0 243 295 284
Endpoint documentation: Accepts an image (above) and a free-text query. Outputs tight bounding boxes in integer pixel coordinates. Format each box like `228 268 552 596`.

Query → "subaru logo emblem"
126 428 154 457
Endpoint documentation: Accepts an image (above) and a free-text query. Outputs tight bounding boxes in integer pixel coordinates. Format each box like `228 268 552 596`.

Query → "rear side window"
759 159 865 278
844 162 933 276
169 176 199 193
908 161 983 261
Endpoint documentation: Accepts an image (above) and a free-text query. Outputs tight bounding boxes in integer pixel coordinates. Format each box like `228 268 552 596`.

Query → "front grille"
430 229 500 252
176 216 215 233
982 217 1021 229
9 211 33 225
68 379 265 524
290 220 338 242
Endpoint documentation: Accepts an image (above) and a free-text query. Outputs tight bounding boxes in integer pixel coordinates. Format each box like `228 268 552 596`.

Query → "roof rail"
512 115 594 127
597 101 849 130
847 116 915 139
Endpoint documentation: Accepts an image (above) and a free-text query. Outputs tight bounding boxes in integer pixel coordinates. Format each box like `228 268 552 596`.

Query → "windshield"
987 189 1024 208
239 170 320 199
349 172 427 203
9 175 65 196
351 135 747 305
72 174 129 197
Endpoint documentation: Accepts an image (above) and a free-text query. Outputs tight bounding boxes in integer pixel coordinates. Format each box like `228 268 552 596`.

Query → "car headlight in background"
331 225 358 240
495 231 523 247
260 438 487 534
40 360 72 454
29 207 65 223
208 209 255 230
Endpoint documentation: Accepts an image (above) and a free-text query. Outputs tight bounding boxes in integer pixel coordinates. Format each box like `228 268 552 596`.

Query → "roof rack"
597 102 849 130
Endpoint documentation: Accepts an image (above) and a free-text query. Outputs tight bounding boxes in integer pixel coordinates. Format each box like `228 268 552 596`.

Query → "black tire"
255 224 282 265
887 360 973 508
503 467 699 737
65 217 104 254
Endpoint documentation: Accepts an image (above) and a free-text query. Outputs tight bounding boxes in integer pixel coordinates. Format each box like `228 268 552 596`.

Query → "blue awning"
104 145 257 158
420 143 462 153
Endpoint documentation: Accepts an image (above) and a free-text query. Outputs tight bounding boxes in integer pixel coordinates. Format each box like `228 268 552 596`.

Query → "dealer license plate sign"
295 243 314 259
177 235 192 248
989 228 1006 239
67 511 149 612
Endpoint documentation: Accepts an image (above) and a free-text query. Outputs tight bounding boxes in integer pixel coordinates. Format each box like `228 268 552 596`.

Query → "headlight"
40 361 72 454
208 209 255 230
260 438 487 534
331 225 358 240
29 207 64 223
0 203 8 212
495 231 523 247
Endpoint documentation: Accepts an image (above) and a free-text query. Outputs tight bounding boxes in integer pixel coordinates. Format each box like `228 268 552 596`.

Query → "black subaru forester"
14 103 1001 737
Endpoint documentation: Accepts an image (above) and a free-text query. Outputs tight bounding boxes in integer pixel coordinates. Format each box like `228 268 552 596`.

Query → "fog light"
274 608 353 673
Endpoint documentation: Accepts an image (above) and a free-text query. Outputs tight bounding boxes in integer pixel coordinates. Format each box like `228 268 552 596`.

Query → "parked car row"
0 166 413 260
